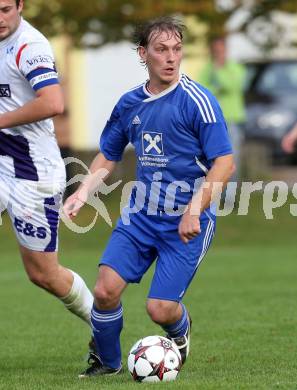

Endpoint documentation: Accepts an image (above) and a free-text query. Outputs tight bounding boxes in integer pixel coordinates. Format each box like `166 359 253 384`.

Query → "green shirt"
199 60 246 123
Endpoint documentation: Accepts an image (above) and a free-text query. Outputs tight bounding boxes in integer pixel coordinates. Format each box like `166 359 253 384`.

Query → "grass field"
0 194 297 389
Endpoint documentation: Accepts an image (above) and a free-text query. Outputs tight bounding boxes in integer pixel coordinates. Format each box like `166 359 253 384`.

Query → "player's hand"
63 190 87 219
178 211 201 244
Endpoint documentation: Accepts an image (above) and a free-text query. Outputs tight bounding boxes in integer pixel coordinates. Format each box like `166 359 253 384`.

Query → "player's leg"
146 298 191 364
8 178 93 325
80 265 127 377
146 299 189 336
20 245 93 325
80 221 157 377
147 214 215 364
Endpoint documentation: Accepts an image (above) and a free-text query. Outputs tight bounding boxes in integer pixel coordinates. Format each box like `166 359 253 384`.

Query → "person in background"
199 36 246 181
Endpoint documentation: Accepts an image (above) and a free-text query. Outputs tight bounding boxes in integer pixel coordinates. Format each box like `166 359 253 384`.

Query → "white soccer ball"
127 335 182 382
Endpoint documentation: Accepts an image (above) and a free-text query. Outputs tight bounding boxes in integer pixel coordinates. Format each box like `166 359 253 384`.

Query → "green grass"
0 195 297 389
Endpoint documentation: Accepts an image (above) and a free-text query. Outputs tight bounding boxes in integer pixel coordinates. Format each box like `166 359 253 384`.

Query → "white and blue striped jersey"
100 74 232 215
0 18 64 183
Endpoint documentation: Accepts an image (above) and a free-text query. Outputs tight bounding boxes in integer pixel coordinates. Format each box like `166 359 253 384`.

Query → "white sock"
60 270 93 326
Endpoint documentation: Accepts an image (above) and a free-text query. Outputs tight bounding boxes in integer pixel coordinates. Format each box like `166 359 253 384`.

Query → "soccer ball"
127 335 182 382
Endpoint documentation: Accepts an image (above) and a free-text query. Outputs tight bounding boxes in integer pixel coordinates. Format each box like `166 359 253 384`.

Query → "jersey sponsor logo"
142 131 164 156
0 84 11 98
26 54 54 67
132 115 141 125
14 217 47 239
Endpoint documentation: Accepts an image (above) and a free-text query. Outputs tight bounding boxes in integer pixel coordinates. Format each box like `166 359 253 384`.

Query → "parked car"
243 59 297 163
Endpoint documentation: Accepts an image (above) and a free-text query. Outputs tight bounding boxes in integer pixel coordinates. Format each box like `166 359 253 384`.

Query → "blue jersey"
100 74 232 217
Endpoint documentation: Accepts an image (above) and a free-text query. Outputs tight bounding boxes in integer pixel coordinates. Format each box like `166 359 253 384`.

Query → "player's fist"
63 189 87 219
178 211 201 244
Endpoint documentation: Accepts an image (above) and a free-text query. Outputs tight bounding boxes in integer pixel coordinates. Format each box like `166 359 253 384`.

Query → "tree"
23 0 297 48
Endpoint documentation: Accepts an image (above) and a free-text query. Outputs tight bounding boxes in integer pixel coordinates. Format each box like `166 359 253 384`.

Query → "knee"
93 283 120 309
22 250 61 293
25 261 59 292
146 300 176 325
27 269 53 291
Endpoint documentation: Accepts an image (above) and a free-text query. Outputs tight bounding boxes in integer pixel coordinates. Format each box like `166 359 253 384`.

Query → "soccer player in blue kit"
64 17 235 377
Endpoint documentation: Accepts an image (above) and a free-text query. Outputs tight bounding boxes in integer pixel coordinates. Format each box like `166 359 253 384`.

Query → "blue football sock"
91 303 123 369
162 303 189 338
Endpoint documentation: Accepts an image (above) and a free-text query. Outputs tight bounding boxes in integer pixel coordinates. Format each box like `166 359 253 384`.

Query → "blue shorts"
100 211 215 302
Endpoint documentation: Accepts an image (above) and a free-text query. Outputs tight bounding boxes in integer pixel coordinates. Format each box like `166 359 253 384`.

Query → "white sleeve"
16 41 59 91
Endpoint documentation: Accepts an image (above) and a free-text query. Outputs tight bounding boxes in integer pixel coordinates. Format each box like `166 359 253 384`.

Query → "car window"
254 63 297 96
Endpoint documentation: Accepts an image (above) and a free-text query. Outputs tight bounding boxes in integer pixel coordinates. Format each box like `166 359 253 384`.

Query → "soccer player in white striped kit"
0 0 93 342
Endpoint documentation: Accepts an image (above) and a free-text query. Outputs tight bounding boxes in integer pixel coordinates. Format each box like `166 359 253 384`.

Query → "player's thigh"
148 217 216 302
100 227 157 284
19 244 59 276
6 178 64 252
19 244 73 296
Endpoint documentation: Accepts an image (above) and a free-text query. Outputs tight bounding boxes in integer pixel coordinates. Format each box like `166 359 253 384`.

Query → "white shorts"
0 174 65 252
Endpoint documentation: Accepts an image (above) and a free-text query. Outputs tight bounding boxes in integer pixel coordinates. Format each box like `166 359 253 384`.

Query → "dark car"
244 59 297 163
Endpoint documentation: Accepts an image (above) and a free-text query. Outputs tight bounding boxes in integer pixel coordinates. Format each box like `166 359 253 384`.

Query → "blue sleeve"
195 94 233 162
99 104 129 161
